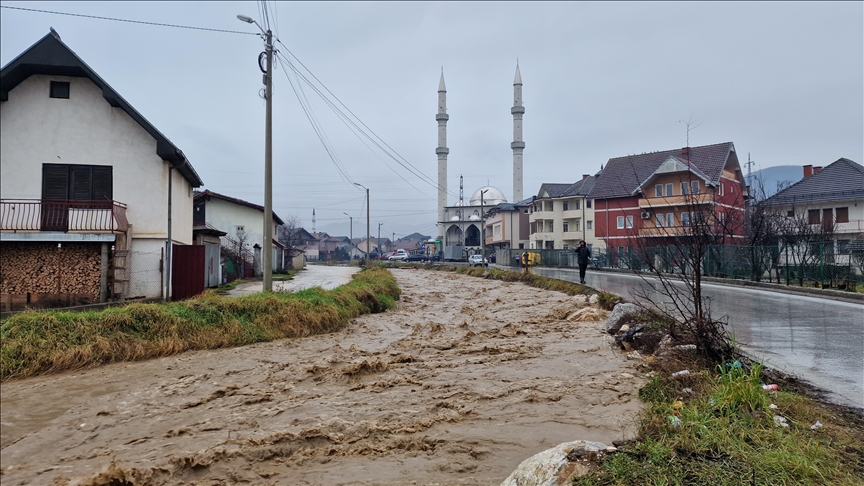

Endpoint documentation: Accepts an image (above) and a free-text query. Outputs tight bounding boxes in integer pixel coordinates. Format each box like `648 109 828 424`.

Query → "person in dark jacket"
575 240 591 284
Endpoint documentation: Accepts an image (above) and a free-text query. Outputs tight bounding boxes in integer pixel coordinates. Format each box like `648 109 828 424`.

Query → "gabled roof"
1 31 203 187
195 190 284 225
562 176 597 197
634 156 713 195
762 158 864 206
589 142 736 199
537 183 572 198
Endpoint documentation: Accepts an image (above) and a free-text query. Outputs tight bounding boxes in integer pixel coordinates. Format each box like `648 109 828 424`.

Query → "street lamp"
238 13 274 290
354 182 370 266
378 222 384 257
343 212 353 261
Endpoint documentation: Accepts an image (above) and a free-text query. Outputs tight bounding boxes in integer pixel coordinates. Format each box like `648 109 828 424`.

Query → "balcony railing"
0 199 128 233
639 193 713 208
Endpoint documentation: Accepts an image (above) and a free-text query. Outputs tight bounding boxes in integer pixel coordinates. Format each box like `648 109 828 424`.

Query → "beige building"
528 175 600 250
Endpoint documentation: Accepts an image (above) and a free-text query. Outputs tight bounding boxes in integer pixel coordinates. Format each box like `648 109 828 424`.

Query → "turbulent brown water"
0 268 645 485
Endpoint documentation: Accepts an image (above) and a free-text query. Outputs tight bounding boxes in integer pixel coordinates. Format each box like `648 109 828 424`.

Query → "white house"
193 190 284 277
0 31 203 308
528 175 600 250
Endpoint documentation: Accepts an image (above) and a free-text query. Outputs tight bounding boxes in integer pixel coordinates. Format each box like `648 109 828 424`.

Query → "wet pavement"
225 264 359 296
535 267 864 408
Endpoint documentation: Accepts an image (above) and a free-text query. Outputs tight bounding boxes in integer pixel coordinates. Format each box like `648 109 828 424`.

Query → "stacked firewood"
0 242 101 297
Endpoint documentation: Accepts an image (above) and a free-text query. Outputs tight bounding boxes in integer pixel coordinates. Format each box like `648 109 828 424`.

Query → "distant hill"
398 232 431 242
749 165 803 199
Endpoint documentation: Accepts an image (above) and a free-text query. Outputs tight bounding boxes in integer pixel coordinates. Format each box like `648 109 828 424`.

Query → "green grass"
574 362 864 485
0 267 400 380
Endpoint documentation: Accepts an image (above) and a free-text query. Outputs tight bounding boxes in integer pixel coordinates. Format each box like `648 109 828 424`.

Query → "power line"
0 5 259 35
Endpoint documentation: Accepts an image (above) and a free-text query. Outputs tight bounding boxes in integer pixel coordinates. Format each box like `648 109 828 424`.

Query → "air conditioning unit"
640 210 652 220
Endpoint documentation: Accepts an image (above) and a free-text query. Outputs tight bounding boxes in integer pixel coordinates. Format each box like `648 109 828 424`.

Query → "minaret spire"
511 61 525 202
436 68 450 241
312 208 316 233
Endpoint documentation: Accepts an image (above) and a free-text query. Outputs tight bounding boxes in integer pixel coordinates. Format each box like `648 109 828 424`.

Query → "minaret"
436 69 449 240
312 208 316 234
511 62 525 202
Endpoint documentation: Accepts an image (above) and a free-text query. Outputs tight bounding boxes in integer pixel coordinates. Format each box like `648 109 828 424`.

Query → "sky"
2 2 861 240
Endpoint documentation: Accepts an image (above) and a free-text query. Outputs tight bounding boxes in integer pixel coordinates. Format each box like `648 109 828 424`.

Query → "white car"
468 254 487 267
389 251 409 261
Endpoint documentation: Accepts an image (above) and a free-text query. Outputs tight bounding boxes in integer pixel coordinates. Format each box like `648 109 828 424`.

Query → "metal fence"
126 249 164 299
496 243 864 290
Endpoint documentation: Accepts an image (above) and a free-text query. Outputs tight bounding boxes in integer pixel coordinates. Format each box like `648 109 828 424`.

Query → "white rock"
605 303 639 334
500 440 608 486
588 294 599 305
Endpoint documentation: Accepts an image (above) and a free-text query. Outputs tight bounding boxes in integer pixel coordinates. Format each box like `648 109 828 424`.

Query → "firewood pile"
0 242 101 298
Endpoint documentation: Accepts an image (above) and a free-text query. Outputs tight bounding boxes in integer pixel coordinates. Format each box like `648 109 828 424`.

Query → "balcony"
639 226 705 237
639 193 712 209
836 219 864 234
1 199 129 233
531 232 554 241
561 231 582 241
562 209 582 219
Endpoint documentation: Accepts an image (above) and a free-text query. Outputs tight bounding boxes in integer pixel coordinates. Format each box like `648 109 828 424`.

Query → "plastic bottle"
762 384 779 391
668 416 682 428
671 370 690 378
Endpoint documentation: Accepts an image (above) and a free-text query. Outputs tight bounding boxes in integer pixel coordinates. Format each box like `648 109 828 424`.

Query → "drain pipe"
166 166 173 301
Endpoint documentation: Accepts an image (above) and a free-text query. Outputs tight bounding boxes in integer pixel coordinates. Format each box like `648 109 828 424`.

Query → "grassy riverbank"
0 267 399 380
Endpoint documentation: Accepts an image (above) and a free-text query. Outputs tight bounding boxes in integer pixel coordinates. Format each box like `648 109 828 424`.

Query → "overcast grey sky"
2 1 861 239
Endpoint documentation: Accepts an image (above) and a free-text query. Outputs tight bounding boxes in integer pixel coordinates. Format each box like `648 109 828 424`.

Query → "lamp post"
237 14 274 290
378 222 384 256
481 189 489 265
354 183 370 266
343 212 352 260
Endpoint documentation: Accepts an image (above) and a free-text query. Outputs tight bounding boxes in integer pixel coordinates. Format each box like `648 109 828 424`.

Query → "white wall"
203 196 280 270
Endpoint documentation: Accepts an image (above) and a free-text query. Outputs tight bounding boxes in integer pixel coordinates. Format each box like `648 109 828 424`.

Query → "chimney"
813 166 822 174
803 165 813 178
582 174 589 180
681 147 690 155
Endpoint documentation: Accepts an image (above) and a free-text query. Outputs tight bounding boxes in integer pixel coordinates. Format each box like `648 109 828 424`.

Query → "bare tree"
775 205 836 287
277 215 307 269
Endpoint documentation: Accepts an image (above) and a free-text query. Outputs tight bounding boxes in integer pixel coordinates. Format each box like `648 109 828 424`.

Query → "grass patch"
574 359 864 485
0 267 399 380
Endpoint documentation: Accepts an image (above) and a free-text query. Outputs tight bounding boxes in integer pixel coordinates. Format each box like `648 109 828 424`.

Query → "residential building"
193 190 284 277
484 197 534 252
761 158 864 266
527 175 599 250
589 142 748 261
0 31 203 308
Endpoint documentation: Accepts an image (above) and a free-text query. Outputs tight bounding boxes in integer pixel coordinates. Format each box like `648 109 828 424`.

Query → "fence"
496 242 864 290
126 249 164 299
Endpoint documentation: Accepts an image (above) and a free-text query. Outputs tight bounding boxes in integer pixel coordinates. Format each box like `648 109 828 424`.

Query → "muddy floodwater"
1 268 645 485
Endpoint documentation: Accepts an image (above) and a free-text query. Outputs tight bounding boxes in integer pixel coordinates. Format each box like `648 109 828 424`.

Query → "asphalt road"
225 265 359 296
534 267 864 408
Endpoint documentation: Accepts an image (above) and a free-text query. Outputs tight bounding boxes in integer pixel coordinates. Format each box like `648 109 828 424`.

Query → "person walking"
575 240 591 284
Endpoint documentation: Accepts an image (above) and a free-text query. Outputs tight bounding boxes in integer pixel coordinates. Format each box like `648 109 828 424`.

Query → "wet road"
534 267 864 408
226 265 359 296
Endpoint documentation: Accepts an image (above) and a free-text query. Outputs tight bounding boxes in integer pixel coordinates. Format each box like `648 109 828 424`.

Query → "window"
586 199 592 208
574 221 580 232
586 220 592 230
545 241 555 249
626 215 634 229
563 202 569 211
786 210 794 218
717 212 726 224
720 182 724 196
823 208 833 226
575 200 581 210
655 184 663 197
665 183 674 197
236 225 245 233
681 182 689 195
548 201 554 211
563 222 569 232
666 213 674 227
808 209 820 224
42 164 113 203
836 207 849 223
681 212 690 226
563 244 569 249
50 81 70 99
617 216 625 229
656 214 664 227
691 180 700 194
838 240 850 255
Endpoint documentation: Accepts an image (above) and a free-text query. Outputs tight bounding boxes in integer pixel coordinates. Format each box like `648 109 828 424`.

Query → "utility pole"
354 183 370 266
378 223 383 255
237 14 274 290
481 189 488 265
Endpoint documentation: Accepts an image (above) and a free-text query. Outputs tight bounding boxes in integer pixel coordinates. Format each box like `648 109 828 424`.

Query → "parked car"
405 254 426 262
389 253 409 261
468 254 488 267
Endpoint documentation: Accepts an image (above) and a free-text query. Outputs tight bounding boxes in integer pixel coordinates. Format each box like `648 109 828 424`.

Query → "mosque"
436 64 525 258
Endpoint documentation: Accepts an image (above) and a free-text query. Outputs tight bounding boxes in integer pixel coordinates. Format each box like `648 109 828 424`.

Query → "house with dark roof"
762 158 864 265
484 196 535 252
193 190 285 277
589 142 747 260
527 175 599 250
1 31 204 307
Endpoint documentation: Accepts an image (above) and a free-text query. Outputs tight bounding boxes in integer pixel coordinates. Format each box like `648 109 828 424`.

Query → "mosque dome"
469 186 507 206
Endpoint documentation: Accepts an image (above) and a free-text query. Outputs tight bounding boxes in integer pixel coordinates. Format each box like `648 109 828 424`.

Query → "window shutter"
92 166 113 201
42 164 69 200
70 166 93 200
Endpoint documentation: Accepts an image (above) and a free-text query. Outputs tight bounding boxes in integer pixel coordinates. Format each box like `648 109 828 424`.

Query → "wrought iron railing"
0 199 128 233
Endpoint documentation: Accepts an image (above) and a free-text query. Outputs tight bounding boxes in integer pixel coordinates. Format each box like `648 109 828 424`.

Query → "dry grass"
0 267 399 380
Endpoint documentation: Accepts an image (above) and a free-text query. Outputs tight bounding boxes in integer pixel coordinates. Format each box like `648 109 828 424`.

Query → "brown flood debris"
0 268 646 486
